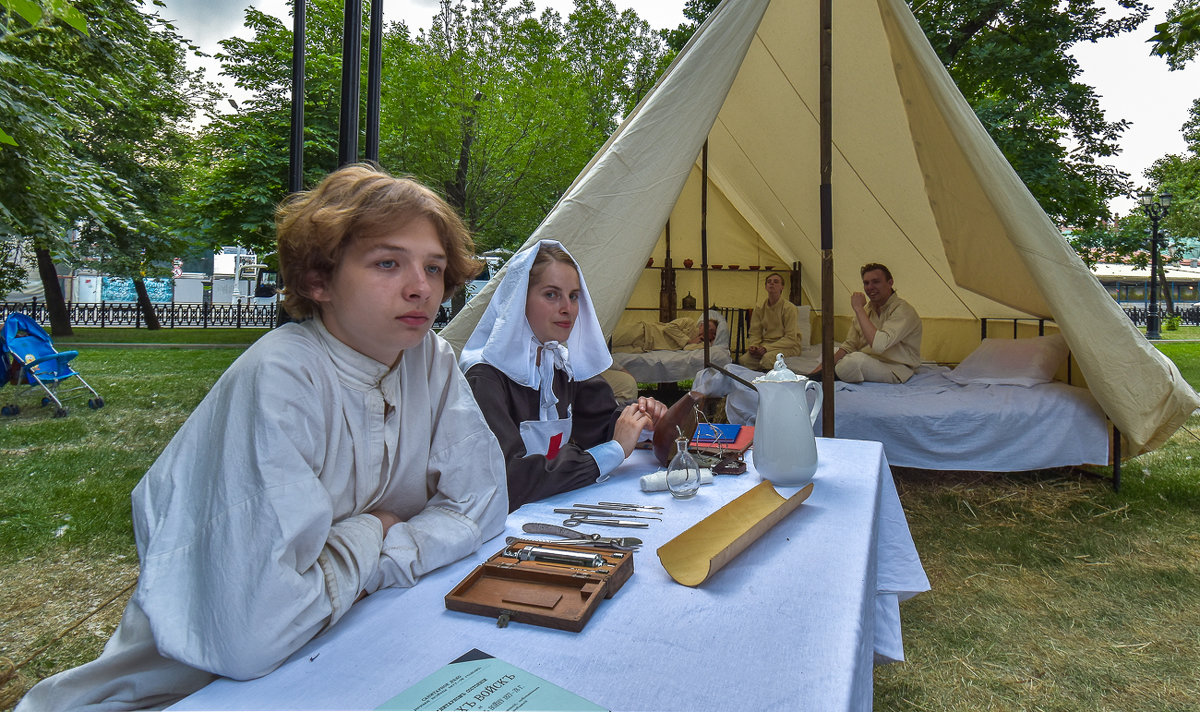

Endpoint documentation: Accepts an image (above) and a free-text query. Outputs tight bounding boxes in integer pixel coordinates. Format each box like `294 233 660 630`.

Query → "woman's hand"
613 403 654 457
635 396 668 428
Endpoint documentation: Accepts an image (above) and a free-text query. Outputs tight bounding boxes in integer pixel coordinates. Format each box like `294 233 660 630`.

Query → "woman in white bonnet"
461 240 666 511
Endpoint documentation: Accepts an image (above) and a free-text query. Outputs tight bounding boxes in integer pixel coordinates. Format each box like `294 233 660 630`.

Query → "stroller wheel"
1 404 17 416
53 407 68 418
88 397 105 409
41 397 51 407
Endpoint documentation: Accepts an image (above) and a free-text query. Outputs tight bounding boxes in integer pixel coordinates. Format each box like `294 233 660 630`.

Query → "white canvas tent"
442 0 1199 456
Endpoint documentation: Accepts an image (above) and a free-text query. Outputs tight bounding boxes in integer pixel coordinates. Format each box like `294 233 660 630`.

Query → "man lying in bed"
808 263 922 384
611 316 718 353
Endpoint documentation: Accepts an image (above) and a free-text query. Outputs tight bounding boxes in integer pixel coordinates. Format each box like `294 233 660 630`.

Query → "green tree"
663 0 720 56
1072 98 1200 315
181 0 666 264
176 1 342 259
1150 0 1200 69
72 0 211 329
380 0 664 253
911 0 1147 229
563 0 663 141
2 0 205 334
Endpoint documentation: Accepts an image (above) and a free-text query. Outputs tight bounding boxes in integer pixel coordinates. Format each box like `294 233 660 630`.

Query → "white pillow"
695 310 730 349
795 304 812 347
946 334 1068 387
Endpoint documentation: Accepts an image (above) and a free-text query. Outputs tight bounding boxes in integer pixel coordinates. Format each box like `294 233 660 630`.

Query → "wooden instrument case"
445 541 634 632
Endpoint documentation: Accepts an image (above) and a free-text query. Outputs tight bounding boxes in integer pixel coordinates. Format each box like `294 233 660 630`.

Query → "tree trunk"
445 91 483 217
34 246 73 337
133 278 162 329
1156 262 1175 313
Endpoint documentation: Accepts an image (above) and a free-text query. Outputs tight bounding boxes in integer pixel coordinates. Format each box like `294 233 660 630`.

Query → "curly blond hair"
275 163 481 319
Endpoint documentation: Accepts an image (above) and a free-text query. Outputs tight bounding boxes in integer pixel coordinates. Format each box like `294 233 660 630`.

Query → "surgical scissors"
562 516 650 528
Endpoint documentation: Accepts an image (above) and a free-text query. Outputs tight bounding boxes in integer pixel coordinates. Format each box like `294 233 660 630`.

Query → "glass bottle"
666 435 702 499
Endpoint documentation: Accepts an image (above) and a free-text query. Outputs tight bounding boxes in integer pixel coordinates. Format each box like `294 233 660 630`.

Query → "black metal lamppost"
1140 191 1172 340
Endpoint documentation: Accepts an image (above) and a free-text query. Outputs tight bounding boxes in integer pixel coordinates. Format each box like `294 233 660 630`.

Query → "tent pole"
819 0 834 436
662 221 676 321
701 140 711 369
696 140 755 392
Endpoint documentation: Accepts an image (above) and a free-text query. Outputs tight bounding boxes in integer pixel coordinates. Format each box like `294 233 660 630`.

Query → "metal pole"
365 0 383 162
338 0 362 166
1147 215 1161 339
819 0 834 436
280 0 307 329
289 0 306 193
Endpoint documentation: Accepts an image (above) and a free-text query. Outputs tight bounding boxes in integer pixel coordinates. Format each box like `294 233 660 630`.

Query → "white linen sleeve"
132 346 374 681
369 354 508 591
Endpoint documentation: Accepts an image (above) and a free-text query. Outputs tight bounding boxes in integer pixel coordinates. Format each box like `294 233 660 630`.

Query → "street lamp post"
1140 192 1172 340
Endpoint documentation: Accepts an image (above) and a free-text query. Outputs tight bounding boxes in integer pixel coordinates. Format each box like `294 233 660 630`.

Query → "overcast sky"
156 0 1196 215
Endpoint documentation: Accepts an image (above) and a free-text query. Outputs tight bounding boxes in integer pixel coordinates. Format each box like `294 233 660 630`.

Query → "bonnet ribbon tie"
536 340 571 420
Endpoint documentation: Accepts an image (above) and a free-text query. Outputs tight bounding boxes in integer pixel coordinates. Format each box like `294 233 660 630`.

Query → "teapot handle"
803 380 824 428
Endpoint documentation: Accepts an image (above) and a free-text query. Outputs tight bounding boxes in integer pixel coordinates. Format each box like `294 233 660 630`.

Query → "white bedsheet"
611 344 731 382
722 367 1110 472
610 311 733 383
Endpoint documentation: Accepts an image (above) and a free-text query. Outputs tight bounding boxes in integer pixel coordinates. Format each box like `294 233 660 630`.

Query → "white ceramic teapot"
752 354 823 486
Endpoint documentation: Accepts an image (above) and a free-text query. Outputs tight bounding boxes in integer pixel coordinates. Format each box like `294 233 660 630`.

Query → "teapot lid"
753 354 804 383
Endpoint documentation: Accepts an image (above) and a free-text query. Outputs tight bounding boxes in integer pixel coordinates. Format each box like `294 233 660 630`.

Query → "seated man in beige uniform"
612 316 718 353
809 263 922 383
739 272 804 370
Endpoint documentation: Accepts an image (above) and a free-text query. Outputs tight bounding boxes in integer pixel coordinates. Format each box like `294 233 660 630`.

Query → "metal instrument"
507 545 605 568
511 523 643 550
505 535 641 551
575 502 664 513
562 517 650 528
553 508 661 521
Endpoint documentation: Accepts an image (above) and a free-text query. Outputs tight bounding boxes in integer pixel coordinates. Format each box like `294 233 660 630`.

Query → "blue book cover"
691 423 741 443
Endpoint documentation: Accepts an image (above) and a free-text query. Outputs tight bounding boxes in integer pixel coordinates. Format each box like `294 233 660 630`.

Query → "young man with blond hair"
739 272 804 370
18 164 508 711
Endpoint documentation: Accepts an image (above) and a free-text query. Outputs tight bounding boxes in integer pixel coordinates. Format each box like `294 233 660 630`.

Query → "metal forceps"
553 508 661 520
575 502 665 514
564 516 652 528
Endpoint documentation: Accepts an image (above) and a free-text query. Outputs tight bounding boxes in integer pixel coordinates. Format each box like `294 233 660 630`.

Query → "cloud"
152 0 287 49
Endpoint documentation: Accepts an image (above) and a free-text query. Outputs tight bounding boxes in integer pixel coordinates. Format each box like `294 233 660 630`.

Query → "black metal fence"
1122 305 1200 327
1 300 279 329
7 299 1190 333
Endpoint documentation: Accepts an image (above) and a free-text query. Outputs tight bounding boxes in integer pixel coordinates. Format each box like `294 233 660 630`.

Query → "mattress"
611 345 731 383
611 311 733 383
727 367 1111 472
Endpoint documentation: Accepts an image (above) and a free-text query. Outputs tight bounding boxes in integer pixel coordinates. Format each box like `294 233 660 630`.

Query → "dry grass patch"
876 434 1200 711
0 551 136 710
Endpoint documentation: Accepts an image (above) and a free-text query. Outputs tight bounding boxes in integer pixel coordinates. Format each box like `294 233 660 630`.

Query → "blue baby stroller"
1 312 104 418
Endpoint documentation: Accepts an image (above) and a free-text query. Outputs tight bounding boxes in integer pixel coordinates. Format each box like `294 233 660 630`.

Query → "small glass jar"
666 436 702 499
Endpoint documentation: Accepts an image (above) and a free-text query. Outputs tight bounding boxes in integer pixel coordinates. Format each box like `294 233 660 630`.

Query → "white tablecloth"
172 438 929 711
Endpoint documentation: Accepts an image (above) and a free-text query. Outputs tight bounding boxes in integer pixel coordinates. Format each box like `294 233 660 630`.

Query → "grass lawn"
55 327 270 346
1 333 1197 709
1137 324 1200 341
